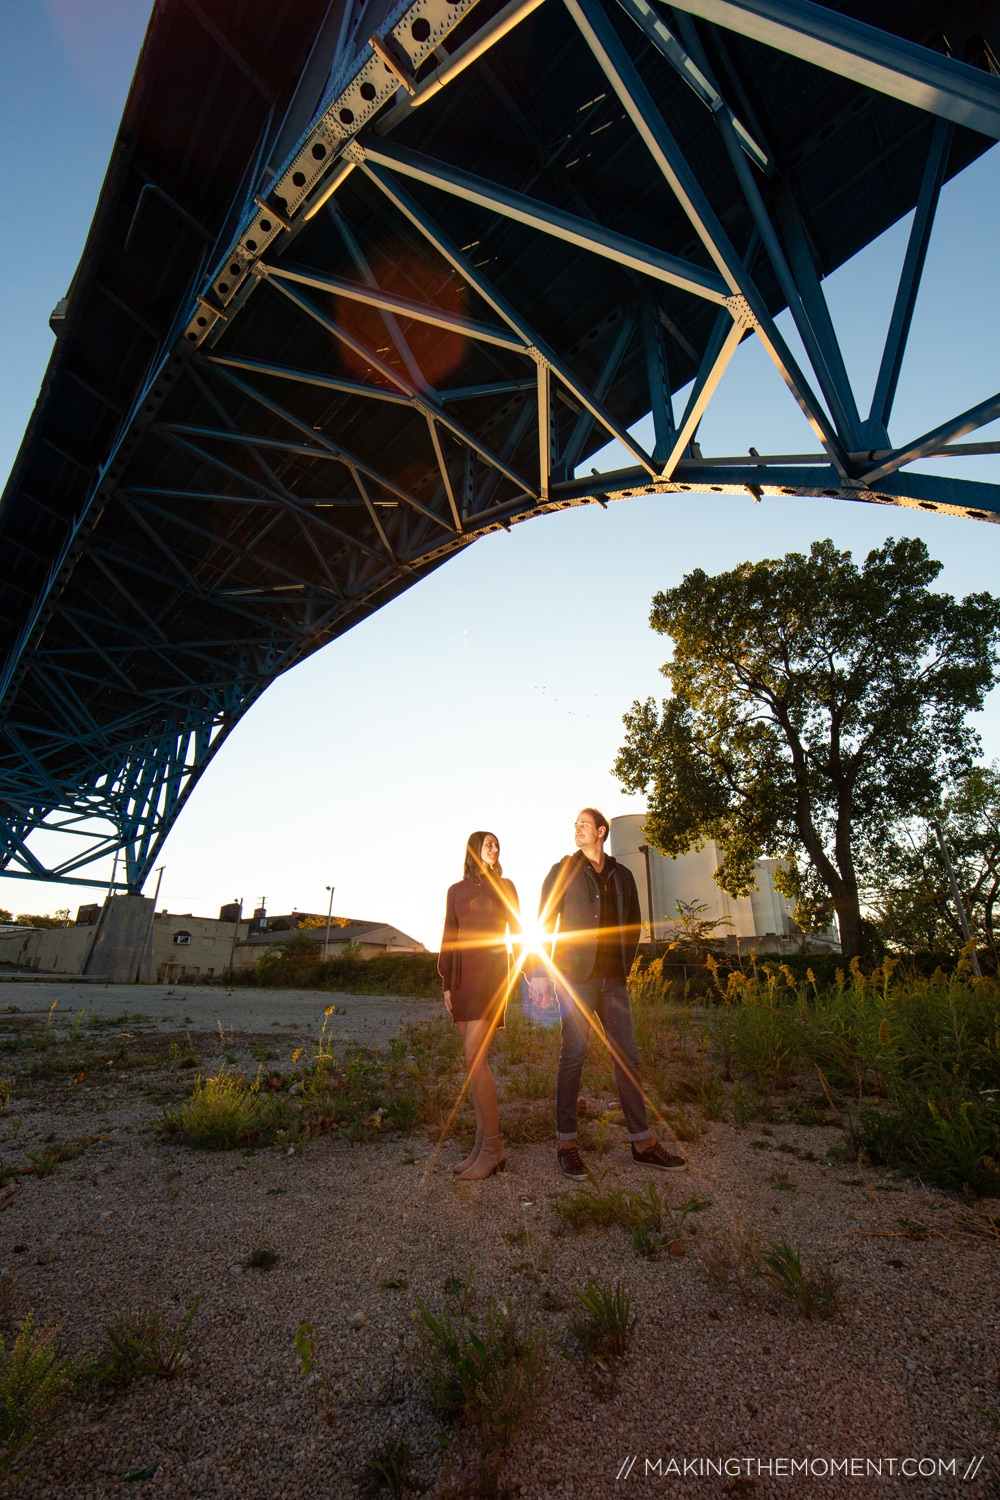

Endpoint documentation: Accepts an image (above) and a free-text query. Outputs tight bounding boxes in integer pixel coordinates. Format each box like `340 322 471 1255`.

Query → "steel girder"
3 0 1000 891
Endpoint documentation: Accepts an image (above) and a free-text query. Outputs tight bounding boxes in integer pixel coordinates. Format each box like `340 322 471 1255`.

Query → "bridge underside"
3 0 1000 890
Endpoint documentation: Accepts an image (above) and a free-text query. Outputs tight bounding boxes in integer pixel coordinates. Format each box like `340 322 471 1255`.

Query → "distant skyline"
3 3 1000 949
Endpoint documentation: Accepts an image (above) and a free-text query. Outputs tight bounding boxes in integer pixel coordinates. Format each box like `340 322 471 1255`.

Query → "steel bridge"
3 0 1000 894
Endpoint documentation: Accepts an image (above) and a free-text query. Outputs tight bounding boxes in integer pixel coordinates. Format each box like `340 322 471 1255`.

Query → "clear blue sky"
3 1 1000 947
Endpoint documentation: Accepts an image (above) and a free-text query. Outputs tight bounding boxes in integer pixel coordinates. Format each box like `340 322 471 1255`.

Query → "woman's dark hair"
464 830 502 882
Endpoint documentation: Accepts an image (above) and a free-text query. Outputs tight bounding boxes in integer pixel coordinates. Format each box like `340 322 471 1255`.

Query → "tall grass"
710 956 1000 1195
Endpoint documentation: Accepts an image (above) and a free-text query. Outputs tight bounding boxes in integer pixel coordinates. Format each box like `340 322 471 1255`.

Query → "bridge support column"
81 896 156 984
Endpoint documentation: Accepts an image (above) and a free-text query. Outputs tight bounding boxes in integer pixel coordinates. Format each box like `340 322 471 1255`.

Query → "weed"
699 1229 763 1308
94 1294 202 1382
0 1082 11 1115
494 1102 554 1145
0 1311 81 1483
159 1070 288 1150
587 1109 621 1162
758 1241 838 1320
443 1267 475 1315
24 1152 58 1178
242 1247 279 1272
379 1278 408 1290
293 1319 315 1377
383 1093 423 1132
767 1171 797 1194
251 1043 278 1062
564 1280 635 1387
357 1437 427 1498
730 1083 779 1126
786 1096 829 1127
664 1102 703 1141
168 1039 200 1069
413 1294 549 1496
685 1073 728 1121
552 1167 632 1233
630 1220 668 1260
506 1064 555 1101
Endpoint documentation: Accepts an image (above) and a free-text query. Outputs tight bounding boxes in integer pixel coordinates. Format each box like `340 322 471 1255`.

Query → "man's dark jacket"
534 851 642 983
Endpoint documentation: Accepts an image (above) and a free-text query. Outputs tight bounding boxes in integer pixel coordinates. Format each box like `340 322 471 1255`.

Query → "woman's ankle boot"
458 1134 506 1180
452 1128 483 1175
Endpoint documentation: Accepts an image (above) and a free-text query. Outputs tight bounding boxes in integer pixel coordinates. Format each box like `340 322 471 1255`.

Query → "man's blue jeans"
555 975 652 1143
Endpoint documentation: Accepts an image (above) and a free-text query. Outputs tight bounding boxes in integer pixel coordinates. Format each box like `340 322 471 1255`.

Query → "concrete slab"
0 978 443 1048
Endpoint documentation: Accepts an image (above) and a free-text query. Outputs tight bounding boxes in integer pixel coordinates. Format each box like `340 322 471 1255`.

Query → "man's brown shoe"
557 1145 588 1179
631 1141 687 1171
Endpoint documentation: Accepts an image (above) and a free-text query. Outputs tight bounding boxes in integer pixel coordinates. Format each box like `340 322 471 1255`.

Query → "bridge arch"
2 0 1000 891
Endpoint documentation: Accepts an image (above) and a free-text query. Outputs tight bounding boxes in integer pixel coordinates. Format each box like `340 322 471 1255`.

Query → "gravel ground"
0 995 997 1500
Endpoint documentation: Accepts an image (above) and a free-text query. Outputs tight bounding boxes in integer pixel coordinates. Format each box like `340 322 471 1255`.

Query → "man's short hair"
579 807 609 841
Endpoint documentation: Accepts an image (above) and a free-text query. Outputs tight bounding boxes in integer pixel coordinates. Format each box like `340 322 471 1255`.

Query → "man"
529 808 686 1179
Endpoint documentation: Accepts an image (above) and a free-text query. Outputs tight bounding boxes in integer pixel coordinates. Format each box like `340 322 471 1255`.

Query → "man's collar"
574 849 614 874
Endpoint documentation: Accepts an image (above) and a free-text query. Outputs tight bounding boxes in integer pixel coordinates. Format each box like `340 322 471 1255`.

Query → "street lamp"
638 845 656 953
323 884 335 963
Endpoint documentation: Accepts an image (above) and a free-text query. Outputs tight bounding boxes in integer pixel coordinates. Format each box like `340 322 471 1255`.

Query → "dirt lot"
0 986 997 1500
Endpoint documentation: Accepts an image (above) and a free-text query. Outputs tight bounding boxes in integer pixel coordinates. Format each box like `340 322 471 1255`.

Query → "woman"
438 831 520 1180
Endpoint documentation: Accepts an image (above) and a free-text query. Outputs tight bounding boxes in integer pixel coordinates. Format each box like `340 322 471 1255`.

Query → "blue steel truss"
3 0 1000 891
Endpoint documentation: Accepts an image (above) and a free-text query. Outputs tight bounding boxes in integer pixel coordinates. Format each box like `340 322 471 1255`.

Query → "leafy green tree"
614 538 1000 957
14 914 62 930
874 764 1000 957
255 932 321 987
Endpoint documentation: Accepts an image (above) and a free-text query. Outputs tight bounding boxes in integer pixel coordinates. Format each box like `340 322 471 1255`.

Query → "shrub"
323 953 441 998
159 1071 288 1149
852 1091 1000 1197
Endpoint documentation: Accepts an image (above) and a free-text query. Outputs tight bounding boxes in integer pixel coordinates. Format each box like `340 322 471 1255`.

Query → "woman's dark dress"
438 876 519 1025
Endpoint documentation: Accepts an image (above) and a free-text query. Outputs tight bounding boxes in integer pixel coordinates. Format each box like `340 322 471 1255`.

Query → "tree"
662 899 733 961
14 914 62 929
873 764 1000 958
613 538 1000 957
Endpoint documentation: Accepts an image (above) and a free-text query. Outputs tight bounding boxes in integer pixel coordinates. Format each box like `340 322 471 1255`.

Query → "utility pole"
323 884 335 963
638 845 656 953
227 897 243 982
151 866 165 908
931 819 982 978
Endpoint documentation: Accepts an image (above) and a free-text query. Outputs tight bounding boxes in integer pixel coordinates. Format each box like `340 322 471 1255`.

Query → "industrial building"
0 902 425 983
609 816 840 955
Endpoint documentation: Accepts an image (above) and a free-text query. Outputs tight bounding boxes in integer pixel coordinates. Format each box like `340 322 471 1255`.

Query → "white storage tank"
609 815 799 947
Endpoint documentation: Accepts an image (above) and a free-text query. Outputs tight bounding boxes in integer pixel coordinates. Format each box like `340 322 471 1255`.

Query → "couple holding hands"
437 808 687 1182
